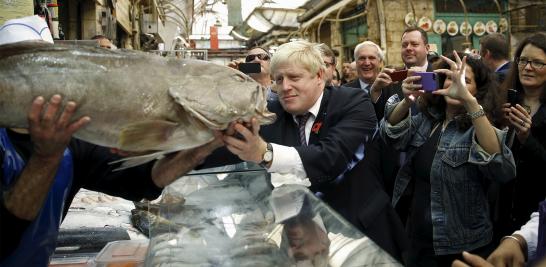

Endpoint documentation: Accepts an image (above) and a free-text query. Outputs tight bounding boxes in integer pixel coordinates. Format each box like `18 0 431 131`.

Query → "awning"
300 0 354 29
230 7 304 41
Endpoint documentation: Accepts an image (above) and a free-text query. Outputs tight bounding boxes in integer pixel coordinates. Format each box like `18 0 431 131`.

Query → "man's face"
401 30 429 67
273 63 324 115
247 48 271 77
342 63 352 76
322 56 336 85
355 45 382 83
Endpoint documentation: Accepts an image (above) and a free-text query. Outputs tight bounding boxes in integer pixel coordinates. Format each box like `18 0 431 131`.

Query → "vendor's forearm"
387 99 411 125
3 155 61 220
151 140 221 188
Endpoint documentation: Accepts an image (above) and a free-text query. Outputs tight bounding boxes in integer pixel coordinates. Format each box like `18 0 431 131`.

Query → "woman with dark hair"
496 32 546 242
380 52 516 266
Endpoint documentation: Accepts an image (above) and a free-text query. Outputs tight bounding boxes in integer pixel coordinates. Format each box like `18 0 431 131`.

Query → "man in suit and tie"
479 33 511 83
370 27 433 120
344 41 386 119
208 40 408 263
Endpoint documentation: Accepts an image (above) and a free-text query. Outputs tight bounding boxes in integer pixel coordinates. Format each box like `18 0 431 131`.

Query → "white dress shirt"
358 80 371 94
267 92 324 185
514 211 539 260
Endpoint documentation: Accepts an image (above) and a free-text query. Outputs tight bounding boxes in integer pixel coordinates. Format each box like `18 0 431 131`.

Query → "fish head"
169 59 276 130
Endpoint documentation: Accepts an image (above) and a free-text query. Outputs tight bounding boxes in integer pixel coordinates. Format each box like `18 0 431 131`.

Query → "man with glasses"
315 43 337 86
228 47 273 92
479 33 511 82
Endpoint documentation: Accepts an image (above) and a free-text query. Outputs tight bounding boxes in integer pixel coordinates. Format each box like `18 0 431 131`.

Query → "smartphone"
388 69 408 82
413 71 438 92
507 89 519 106
238 62 261 74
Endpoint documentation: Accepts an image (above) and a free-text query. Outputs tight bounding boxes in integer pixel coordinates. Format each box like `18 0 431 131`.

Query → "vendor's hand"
401 68 424 103
452 252 493 267
507 104 532 143
487 236 526 267
371 68 394 91
223 117 266 163
28 95 90 161
433 51 473 103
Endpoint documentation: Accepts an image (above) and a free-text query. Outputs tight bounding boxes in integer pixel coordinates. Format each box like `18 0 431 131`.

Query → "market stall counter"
142 163 401 267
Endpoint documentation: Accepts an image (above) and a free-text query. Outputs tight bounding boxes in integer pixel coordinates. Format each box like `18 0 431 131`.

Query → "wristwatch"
259 143 273 167
467 105 485 120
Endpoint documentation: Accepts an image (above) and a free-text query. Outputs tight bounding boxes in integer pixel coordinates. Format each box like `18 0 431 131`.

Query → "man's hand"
223 118 266 163
372 68 394 90
369 68 394 102
227 59 244 70
452 252 493 267
28 95 90 161
487 236 526 267
3 95 90 220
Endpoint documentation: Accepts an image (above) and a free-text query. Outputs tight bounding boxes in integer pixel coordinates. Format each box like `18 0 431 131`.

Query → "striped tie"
297 113 311 146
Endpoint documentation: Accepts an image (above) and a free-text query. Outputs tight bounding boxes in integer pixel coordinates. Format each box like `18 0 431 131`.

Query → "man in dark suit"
371 27 433 120
479 33 511 83
344 41 386 119
211 40 407 263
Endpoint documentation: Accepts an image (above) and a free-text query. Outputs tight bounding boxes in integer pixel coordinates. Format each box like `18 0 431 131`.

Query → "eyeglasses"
245 53 270 62
324 61 335 68
515 57 546 69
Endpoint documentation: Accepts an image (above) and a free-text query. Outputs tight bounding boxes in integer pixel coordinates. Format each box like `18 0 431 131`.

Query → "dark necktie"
296 113 311 146
363 84 370 94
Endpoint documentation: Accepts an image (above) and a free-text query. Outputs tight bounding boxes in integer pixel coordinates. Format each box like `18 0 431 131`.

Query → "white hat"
0 15 54 45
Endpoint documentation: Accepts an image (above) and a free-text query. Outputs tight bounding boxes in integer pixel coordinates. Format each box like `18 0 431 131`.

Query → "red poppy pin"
311 122 323 134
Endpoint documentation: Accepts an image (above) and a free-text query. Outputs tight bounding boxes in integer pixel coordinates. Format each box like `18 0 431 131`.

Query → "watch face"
263 151 273 162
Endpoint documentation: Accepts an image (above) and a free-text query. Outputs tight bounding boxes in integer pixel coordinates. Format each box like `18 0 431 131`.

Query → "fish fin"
110 151 172 171
119 120 179 151
0 40 53 59
119 118 215 152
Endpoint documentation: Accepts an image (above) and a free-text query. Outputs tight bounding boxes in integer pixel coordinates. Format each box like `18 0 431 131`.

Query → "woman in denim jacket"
380 52 516 266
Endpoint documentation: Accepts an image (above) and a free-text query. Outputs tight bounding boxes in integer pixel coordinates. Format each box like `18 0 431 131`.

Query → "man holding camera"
228 47 274 97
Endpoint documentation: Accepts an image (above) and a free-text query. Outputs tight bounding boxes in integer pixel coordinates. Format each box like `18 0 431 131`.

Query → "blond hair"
271 40 325 76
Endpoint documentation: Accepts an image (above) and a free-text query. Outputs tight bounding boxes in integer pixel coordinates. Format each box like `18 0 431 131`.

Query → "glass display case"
142 163 401 266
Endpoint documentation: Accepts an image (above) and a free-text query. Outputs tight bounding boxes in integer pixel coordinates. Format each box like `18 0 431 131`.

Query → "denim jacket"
379 95 516 255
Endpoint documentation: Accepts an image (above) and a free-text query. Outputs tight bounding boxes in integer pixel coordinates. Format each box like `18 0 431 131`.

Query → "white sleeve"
514 212 539 260
267 143 311 187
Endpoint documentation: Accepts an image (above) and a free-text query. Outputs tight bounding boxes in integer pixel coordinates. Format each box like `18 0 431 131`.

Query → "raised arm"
2 95 90 220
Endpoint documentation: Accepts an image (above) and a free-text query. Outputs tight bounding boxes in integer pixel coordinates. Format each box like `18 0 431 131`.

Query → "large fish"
0 41 276 166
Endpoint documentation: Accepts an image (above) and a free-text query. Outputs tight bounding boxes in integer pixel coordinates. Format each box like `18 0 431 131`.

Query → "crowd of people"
224 29 545 267
1 14 545 267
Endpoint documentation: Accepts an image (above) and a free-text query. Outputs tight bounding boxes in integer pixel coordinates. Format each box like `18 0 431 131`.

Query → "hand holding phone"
413 72 438 92
507 89 519 106
238 63 261 74
388 70 408 82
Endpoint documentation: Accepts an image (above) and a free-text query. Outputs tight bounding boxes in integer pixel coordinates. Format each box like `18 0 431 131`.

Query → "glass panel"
143 164 401 266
